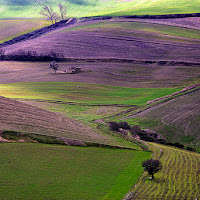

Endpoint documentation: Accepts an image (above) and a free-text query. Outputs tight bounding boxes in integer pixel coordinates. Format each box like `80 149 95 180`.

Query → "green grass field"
131 143 200 199
0 20 50 43
0 82 179 106
0 143 150 200
0 0 200 18
65 21 200 40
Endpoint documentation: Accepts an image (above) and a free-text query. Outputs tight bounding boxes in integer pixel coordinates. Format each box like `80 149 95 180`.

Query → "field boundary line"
123 142 163 200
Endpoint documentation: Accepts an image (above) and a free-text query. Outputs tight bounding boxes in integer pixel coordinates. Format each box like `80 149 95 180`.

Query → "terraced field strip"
0 82 178 106
65 21 200 41
123 142 162 200
130 143 200 200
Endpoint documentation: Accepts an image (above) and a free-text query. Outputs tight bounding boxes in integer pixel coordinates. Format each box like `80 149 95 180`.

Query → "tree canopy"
142 159 162 179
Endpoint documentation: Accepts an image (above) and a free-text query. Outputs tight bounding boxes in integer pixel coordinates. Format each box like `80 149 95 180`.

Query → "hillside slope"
0 95 110 144
129 90 200 150
0 0 200 18
2 19 200 63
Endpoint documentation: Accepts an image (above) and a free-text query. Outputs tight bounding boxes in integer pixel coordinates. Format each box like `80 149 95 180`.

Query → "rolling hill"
0 20 50 44
2 19 200 63
0 95 106 143
121 88 200 151
0 0 200 19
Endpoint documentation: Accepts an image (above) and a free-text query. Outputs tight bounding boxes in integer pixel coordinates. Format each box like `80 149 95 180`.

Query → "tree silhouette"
58 3 67 20
49 61 59 73
40 5 58 24
142 159 162 179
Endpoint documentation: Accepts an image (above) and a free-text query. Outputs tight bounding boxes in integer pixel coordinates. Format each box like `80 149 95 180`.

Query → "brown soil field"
0 95 110 144
2 18 200 63
0 61 199 88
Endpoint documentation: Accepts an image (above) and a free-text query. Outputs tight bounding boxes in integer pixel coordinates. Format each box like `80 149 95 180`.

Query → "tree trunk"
151 174 154 180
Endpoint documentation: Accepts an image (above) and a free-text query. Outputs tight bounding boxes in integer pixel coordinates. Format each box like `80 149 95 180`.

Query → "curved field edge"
63 21 200 40
104 86 200 151
0 143 151 200
0 95 142 150
0 82 179 106
128 143 200 200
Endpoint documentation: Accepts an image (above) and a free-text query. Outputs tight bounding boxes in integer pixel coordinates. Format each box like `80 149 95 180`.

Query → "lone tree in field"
40 5 58 24
58 3 67 20
142 159 162 180
49 61 59 73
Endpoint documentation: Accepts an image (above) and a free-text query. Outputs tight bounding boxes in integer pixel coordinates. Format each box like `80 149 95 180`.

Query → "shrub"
1 130 20 140
140 134 155 142
109 122 120 131
173 142 184 149
118 121 130 130
186 147 196 152
130 125 141 136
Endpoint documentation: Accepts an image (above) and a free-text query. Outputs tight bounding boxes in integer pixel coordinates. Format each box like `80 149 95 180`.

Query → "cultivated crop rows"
130 144 200 200
3 21 200 63
0 95 108 144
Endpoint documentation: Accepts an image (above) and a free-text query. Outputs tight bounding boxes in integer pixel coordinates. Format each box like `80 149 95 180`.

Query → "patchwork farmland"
130 143 200 199
2 19 200 63
0 0 200 199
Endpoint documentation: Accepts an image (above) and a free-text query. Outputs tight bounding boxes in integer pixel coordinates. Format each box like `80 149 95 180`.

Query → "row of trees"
40 4 67 24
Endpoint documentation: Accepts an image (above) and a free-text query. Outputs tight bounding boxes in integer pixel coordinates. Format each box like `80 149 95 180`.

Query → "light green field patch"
0 82 179 105
1 0 200 18
0 143 151 200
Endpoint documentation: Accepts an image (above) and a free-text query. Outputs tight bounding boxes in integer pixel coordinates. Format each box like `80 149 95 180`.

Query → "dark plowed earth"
2 19 200 63
0 95 108 143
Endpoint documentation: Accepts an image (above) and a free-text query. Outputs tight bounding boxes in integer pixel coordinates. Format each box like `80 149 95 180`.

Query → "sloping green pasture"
131 143 200 199
66 21 200 40
0 20 50 43
0 143 150 200
0 82 178 106
0 0 200 18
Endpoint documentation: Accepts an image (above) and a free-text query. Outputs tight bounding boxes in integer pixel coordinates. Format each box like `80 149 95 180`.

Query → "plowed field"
3 20 200 63
0 95 109 144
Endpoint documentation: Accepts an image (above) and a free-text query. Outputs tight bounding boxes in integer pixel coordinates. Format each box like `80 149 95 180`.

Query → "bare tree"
49 61 59 73
40 5 56 24
58 3 67 20
52 11 59 23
